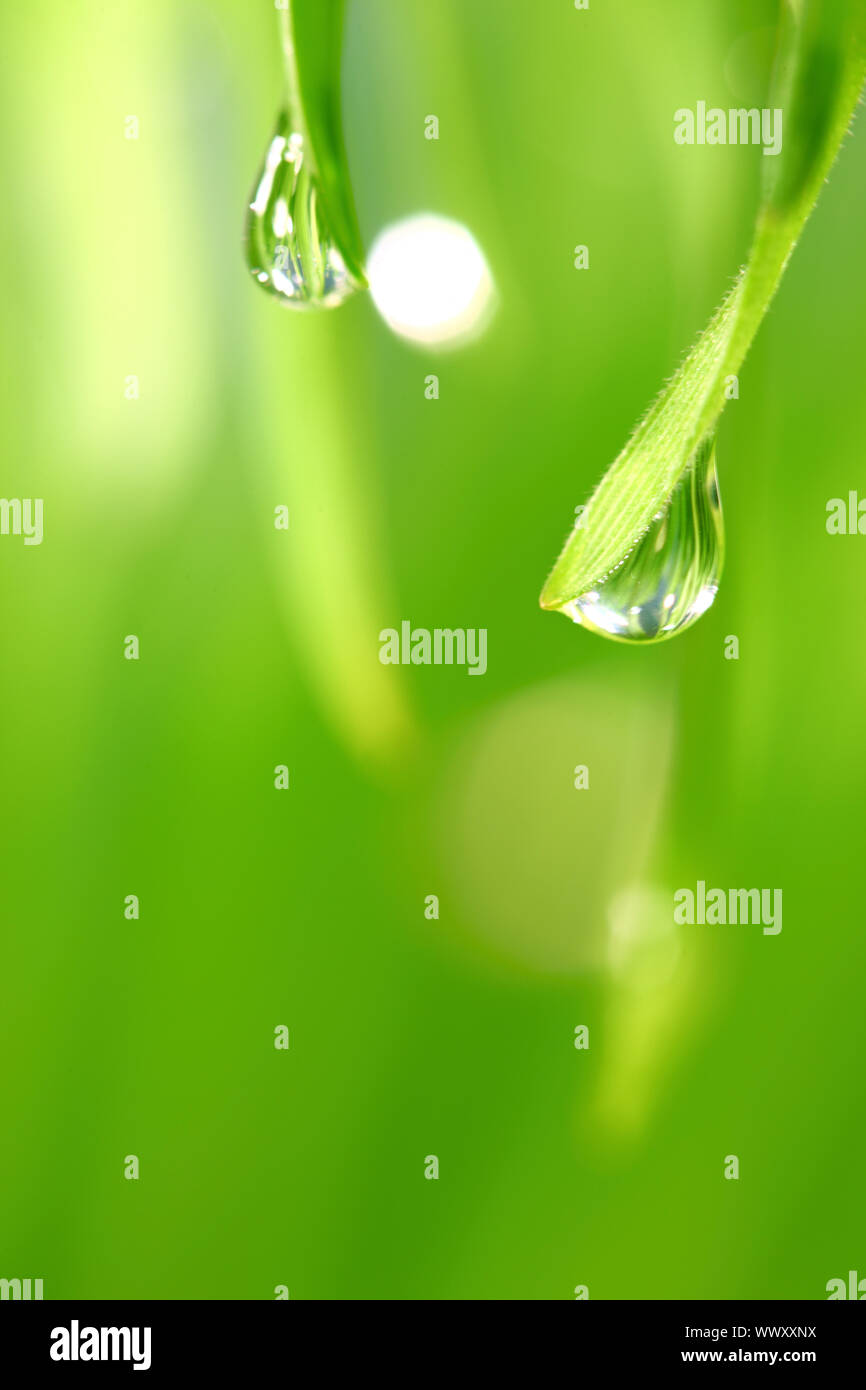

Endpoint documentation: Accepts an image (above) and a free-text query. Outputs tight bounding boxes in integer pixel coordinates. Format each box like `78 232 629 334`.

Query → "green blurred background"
1 0 864 1300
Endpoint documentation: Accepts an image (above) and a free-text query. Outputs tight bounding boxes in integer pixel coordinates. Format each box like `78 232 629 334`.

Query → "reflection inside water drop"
245 111 362 310
563 437 724 643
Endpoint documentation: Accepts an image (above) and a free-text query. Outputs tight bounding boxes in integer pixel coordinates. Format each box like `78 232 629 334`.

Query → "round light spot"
366 213 495 348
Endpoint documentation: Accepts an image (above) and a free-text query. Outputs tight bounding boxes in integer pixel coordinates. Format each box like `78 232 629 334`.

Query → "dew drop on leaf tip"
560 437 725 644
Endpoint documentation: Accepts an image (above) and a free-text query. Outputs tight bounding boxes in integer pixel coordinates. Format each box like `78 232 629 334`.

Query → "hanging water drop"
558 436 724 643
245 110 362 309
244 2 365 311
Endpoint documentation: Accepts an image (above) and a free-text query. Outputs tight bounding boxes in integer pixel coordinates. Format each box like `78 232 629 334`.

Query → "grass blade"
541 0 866 613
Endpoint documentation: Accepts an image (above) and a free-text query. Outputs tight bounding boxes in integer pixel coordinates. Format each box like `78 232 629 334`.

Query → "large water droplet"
245 111 362 310
562 437 724 643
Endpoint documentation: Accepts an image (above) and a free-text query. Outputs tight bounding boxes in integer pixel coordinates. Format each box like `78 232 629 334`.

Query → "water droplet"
245 111 362 310
562 437 724 643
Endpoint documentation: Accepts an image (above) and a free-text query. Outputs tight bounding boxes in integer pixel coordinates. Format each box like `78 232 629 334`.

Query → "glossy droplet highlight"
561 437 724 643
245 111 362 310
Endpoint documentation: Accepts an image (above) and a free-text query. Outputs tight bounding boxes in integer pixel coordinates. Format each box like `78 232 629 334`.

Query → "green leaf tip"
540 0 866 617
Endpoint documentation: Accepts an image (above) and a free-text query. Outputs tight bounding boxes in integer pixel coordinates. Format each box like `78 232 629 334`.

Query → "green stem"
277 6 306 135
275 0 367 287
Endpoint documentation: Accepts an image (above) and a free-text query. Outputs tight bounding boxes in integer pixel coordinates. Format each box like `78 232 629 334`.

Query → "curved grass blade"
541 0 866 614
274 0 366 289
